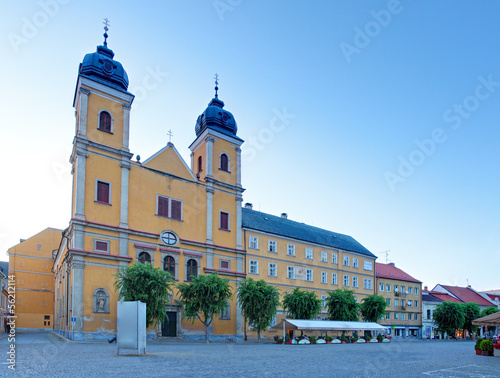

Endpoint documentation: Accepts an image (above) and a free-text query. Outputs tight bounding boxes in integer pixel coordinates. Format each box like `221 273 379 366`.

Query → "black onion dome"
195 97 239 139
79 44 129 92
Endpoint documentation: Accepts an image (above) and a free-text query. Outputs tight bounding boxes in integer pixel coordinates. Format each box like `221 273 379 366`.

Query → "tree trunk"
257 328 261 343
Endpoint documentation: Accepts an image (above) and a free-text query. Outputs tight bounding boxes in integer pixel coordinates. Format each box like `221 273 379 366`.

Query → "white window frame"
332 252 338 264
249 236 259 250
95 179 112 205
386 298 391 306
386 284 391 292
352 276 358 288
394 285 399 293
364 278 373 290
401 313 405 320
305 248 313 260
97 109 114 133
287 266 295 279
321 294 327 308
395 313 399 320
268 263 277 277
364 260 373 271
321 271 327 284
332 273 338 285
161 250 179 280
321 251 327 263
93 239 110 253
394 299 399 308
379 283 384 292
249 259 258 275
219 152 231 172
343 256 349 267
415 287 419 295
407 300 412 308
408 313 412 320
306 269 313 282
287 244 295 257
408 287 413 295
353 257 358 268
386 312 391 320
156 194 184 221
343 274 349 287
415 300 419 308
268 240 277 253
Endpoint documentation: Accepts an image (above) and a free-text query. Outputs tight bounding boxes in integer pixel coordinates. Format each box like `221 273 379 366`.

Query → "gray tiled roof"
242 208 376 258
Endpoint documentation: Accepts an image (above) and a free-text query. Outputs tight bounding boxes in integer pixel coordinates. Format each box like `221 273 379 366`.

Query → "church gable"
143 143 196 181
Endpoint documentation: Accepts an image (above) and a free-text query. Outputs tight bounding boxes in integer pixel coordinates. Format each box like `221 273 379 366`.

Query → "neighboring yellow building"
375 262 422 338
14 32 377 341
7 228 61 330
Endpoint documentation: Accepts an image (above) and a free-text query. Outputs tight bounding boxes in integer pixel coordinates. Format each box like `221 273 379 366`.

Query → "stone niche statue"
93 288 110 313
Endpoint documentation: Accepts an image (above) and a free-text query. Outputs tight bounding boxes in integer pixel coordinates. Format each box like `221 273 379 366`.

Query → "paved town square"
2 332 499 377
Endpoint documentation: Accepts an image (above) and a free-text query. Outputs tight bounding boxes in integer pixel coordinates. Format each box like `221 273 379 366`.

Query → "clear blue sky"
1 1 499 291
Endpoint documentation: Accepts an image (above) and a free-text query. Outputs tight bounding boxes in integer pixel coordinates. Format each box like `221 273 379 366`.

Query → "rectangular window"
220 211 229 230
157 196 183 221
364 260 372 271
407 300 412 308
363 278 372 290
94 240 109 253
268 240 277 252
394 299 399 308
394 285 399 293
287 266 295 279
220 260 230 270
386 284 391 292
287 244 295 257
352 276 358 288
395 313 399 320
343 256 349 267
306 269 313 282
408 313 412 320
401 313 405 320
96 180 110 204
386 312 391 320
401 286 405 293
353 258 358 268
321 251 327 262
379 283 384 292
305 248 313 260
427 309 431 320
386 298 391 306
408 287 413 295
332 273 338 285
343 275 349 287
415 313 418 321
415 287 419 295
415 300 419 308
249 236 259 250
321 271 327 284
249 260 258 274
401 299 405 307
321 294 327 308
268 263 277 277
332 252 338 264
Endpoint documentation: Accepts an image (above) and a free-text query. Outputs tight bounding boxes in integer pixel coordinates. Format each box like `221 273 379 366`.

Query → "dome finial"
214 73 219 98
103 18 110 46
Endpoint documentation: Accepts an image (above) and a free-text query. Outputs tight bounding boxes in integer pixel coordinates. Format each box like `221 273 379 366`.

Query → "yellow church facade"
11 34 377 340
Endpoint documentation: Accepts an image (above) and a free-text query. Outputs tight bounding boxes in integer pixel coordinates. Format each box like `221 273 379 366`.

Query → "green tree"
433 301 465 339
325 289 359 321
237 278 280 342
114 262 174 328
360 295 387 322
461 302 481 335
282 287 322 320
481 306 499 317
177 274 232 343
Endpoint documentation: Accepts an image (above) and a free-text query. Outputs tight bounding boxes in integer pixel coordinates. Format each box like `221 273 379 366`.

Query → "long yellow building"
12 34 377 340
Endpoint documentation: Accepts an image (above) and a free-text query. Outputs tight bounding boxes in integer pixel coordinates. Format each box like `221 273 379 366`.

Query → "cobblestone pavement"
1 331 499 377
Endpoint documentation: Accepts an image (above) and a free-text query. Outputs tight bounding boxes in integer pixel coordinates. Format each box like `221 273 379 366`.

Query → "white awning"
271 319 387 332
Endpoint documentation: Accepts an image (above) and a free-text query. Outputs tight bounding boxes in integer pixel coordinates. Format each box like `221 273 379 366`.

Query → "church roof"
195 97 242 142
241 208 376 258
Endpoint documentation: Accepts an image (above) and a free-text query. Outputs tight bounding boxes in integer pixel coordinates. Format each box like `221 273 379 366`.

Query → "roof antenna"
214 73 219 98
103 18 110 46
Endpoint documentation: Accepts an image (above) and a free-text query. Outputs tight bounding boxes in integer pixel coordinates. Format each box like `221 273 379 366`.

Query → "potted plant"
285 333 291 345
480 340 493 356
493 343 500 357
475 338 483 355
377 333 384 343
276 338 283 344
325 335 333 344
340 332 347 344
352 333 359 344
311 337 317 344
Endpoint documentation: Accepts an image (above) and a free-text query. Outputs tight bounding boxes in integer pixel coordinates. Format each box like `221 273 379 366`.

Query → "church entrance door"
162 311 177 337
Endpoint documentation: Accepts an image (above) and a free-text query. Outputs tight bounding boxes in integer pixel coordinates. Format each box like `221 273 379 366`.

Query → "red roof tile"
423 290 462 303
439 285 494 306
375 263 421 283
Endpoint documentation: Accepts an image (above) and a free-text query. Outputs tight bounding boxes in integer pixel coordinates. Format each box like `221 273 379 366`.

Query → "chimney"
244 203 253 210
424 286 428 291
281 213 288 219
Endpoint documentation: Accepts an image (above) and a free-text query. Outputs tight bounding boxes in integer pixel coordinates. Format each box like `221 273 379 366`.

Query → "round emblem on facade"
160 231 177 246
103 60 114 74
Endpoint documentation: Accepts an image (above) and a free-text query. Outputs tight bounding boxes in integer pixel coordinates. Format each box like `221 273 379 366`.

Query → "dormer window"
220 153 229 172
98 111 112 133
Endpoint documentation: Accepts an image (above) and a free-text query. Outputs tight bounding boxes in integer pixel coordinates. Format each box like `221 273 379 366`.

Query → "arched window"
99 111 112 133
138 251 151 264
220 153 229 172
197 156 203 173
164 256 175 277
186 259 197 281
